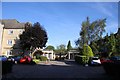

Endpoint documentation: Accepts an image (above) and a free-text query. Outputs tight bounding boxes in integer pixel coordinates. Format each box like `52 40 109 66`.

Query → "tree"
55 44 66 54
83 44 94 57
55 44 66 60
19 22 48 52
45 45 55 51
67 40 72 51
108 33 116 57
76 17 106 47
116 28 120 54
90 41 99 55
75 17 106 57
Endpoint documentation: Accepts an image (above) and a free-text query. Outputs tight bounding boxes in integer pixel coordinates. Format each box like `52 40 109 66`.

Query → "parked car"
20 56 32 64
100 58 113 64
8 56 22 64
0 55 7 61
102 56 120 76
89 57 101 66
7 56 15 62
109 56 120 63
14 56 23 64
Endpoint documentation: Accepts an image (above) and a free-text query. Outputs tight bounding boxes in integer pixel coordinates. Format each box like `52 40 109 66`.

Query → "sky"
1 2 119 48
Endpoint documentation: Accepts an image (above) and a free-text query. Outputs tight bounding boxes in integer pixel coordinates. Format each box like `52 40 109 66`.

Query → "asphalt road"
2 60 115 80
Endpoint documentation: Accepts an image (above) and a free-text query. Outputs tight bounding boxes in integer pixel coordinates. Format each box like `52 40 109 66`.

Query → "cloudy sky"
1 2 118 48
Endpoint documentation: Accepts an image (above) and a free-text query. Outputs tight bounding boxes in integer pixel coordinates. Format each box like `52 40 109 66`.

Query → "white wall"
0 23 4 55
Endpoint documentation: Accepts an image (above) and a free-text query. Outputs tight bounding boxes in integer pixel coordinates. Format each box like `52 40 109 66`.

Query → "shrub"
33 59 40 63
75 55 88 65
36 54 41 59
39 56 47 61
83 44 94 57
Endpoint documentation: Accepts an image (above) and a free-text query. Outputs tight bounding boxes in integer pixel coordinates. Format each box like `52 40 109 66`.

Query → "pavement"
37 60 72 66
1 60 116 80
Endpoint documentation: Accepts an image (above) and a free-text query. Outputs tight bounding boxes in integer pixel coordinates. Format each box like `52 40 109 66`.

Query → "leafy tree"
90 41 99 55
45 45 55 51
19 22 48 52
55 44 66 60
75 17 106 57
116 35 120 54
76 17 106 48
116 28 120 54
55 44 66 54
83 44 94 57
108 33 116 57
67 40 72 51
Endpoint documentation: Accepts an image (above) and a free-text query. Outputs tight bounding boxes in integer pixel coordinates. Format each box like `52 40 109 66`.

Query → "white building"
32 48 55 60
0 23 4 55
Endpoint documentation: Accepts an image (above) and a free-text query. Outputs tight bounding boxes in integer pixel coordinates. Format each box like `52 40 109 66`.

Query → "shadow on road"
1 60 118 80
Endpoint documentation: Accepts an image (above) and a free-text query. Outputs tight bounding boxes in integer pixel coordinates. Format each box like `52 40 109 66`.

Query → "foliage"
93 28 120 57
33 59 40 63
83 44 94 58
75 55 88 64
39 56 47 61
75 44 93 64
19 22 48 52
75 17 106 48
116 32 120 54
36 53 41 59
55 44 66 54
90 41 99 55
108 33 116 57
67 40 72 51
34 55 47 61
45 45 55 51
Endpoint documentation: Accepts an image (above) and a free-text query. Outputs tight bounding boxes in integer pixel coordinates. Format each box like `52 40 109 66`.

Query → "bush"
33 59 40 63
75 55 88 65
83 44 94 57
36 54 41 59
2 61 13 75
39 56 47 61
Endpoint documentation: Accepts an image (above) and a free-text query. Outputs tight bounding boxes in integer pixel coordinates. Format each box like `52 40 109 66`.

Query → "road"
2 60 114 80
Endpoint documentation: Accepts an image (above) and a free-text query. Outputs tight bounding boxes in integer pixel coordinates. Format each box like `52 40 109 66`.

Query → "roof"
0 19 25 29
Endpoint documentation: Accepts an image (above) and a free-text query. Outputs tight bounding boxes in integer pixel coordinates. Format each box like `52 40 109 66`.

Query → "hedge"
39 56 47 61
75 55 89 65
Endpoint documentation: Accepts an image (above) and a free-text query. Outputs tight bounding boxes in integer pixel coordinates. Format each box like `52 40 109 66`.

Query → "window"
8 30 13 35
7 50 12 55
7 40 12 45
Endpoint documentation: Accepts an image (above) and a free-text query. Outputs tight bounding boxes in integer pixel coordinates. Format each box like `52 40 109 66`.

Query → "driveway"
2 60 114 80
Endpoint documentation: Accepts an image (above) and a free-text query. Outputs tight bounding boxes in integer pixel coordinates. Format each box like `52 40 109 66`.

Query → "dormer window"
8 30 13 35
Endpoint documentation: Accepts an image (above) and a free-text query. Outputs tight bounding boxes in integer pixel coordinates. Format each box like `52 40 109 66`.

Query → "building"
32 48 55 60
0 23 4 55
0 19 25 57
67 49 79 59
0 19 55 59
